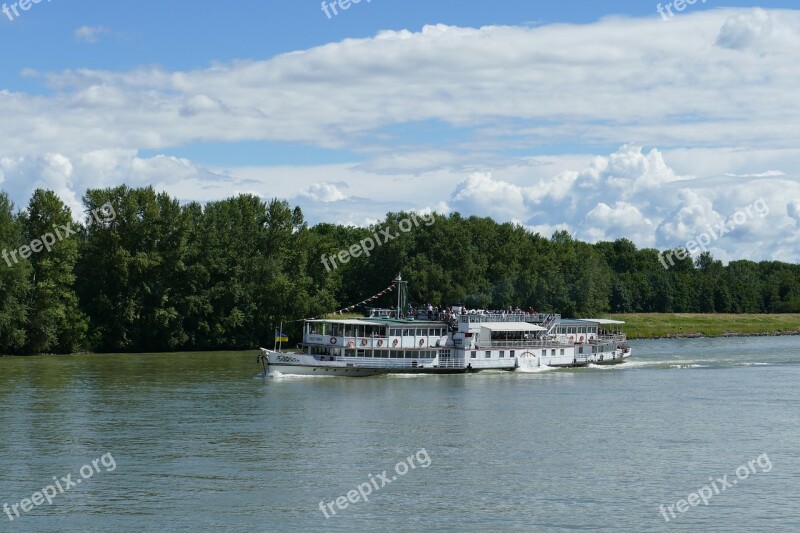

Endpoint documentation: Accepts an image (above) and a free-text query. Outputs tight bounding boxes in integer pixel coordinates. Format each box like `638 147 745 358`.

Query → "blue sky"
1 1 799 263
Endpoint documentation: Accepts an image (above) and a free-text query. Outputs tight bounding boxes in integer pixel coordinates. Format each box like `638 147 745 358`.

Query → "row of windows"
473 349 568 358
343 349 437 359
469 348 572 359
388 328 446 337
470 350 518 359
556 326 597 334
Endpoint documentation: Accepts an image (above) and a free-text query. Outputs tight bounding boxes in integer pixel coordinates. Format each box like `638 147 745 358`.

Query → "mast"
394 273 407 318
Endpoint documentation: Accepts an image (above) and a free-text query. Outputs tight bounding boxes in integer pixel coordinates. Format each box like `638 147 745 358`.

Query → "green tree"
22 189 88 353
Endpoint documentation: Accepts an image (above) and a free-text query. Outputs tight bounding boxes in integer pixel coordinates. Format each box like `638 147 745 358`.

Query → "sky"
1 0 799 263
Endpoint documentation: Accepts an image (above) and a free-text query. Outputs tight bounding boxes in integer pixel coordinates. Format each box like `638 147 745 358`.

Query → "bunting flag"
290 282 397 322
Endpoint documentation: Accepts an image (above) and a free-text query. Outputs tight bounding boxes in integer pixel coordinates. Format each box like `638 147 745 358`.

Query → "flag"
275 332 288 342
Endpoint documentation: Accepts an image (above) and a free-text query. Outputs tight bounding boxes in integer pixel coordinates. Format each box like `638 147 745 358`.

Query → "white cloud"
295 182 349 203
74 26 111 44
0 9 799 263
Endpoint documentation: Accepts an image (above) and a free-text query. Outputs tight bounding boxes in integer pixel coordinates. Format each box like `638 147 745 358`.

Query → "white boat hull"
261 349 387 377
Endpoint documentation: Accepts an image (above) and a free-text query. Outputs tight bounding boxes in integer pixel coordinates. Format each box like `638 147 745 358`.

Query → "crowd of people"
408 304 545 322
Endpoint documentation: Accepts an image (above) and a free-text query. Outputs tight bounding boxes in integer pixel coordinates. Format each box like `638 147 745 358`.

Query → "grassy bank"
606 313 800 340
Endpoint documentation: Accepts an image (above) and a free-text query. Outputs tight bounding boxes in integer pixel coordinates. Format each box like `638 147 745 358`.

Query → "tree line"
0 186 797 354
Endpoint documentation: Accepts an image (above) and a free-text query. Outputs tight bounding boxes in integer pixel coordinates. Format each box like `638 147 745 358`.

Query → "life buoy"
579 336 584 343
346 341 355 348
377 339 384 347
569 336 575 342
419 339 425 346
392 339 399 347
361 338 368 346
330 337 337 345
589 334 595 340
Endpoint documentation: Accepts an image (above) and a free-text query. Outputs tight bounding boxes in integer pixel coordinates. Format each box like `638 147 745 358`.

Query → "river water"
1 336 799 532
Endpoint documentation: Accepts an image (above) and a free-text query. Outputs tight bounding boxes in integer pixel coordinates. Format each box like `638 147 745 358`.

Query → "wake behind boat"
259 275 631 377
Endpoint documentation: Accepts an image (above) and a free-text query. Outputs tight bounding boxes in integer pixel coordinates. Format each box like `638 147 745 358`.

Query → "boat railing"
457 313 559 324
597 334 627 342
478 339 568 348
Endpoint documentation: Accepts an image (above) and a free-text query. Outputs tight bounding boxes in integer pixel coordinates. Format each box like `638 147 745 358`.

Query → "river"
1 336 799 532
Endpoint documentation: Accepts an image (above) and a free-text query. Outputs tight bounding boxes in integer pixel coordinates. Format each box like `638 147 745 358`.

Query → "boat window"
356 350 365 357
345 349 355 357
579 347 584 354
485 351 491 358
542 350 546 357
551 349 556 356
560 349 565 355
499 351 505 358
471 351 477 359
405 351 413 358
510 350 515 358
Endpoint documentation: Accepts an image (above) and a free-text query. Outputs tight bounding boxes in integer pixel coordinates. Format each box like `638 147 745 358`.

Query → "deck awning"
479 322 547 332
580 319 625 325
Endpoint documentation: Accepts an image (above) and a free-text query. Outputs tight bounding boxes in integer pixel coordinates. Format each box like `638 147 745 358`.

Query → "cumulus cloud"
295 182 349 203
444 145 800 263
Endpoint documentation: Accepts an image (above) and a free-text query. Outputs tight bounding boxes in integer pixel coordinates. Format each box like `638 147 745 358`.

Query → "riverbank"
606 313 800 340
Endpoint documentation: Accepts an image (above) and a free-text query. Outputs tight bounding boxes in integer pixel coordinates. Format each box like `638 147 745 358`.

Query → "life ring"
330 337 337 345
361 338 368 346
377 339 384 347
346 341 355 348
589 334 595 340
569 336 575 342
392 339 399 347
419 339 425 346
579 336 584 343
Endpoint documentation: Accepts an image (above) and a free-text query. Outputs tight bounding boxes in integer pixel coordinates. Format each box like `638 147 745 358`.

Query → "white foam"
267 371 334 379
515 365 556 374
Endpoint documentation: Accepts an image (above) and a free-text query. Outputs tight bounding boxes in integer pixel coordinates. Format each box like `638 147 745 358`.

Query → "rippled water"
1 336 799 532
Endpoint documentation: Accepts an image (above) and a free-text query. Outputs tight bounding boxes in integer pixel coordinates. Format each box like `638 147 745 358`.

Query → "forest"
0 186 798 354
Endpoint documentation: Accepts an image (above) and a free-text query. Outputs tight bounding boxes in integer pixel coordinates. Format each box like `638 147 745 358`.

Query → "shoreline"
606 313 800 341
629 331 800 340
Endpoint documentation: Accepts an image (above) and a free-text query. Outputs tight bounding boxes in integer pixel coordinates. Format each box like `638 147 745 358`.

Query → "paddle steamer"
259 276 631 376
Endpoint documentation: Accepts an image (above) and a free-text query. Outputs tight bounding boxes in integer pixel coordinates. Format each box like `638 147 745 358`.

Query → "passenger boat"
259 276 631 376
